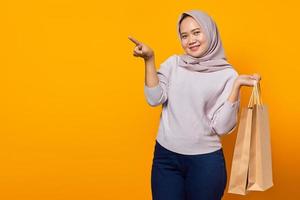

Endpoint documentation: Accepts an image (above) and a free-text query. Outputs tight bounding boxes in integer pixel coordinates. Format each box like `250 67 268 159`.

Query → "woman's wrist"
144 52 155 62
144 54 156 69
233 79 241 90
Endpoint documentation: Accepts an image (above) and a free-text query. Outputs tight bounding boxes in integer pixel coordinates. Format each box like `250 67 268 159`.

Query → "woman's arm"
144 55 159 87
128 36 159 87
143 55 172 106
129 36 168 106
210 73 261 135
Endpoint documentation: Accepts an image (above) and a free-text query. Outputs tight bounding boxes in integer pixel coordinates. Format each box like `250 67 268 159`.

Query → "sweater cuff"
144 84 161 94
144 84 163 104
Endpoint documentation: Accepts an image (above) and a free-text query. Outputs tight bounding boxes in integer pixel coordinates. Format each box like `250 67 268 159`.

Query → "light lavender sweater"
144 55 240 155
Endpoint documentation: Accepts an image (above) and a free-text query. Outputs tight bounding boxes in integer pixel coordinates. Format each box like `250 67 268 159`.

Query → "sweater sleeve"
207 71 240 136
144 56 174 107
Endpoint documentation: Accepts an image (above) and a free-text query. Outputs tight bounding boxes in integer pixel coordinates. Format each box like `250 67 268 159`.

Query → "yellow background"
0 0 299 199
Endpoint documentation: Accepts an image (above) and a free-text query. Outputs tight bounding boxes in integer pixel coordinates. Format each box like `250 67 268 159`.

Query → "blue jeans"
151 140 227 200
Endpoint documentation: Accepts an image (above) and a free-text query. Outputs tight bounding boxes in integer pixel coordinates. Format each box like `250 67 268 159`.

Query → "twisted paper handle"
248 80 263 108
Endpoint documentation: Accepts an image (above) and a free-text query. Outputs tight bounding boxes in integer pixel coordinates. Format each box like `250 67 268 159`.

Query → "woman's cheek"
199 34 205 41
181 41 188 49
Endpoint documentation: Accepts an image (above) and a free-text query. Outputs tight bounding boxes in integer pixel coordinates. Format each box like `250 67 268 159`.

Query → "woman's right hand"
128 36 154 61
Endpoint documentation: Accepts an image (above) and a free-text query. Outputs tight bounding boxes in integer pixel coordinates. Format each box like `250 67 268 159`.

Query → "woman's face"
179 16 208 58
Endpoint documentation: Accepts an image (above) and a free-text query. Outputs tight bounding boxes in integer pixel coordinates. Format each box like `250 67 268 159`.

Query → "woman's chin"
187 51 204 58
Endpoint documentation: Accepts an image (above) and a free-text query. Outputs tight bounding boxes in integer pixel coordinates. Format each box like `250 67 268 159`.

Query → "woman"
129 9 261 200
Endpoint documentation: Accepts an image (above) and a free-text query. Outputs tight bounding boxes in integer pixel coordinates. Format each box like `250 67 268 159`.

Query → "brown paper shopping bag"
227 88 254 195
228 81 273 195
247 82 273 191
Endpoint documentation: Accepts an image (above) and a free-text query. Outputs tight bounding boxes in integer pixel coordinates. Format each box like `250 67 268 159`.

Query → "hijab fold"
177 10 233 72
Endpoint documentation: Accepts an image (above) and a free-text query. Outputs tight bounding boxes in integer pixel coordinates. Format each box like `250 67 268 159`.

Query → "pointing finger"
128 36 141 45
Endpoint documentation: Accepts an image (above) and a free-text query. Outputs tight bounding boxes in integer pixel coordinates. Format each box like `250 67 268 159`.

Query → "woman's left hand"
234 73 261 88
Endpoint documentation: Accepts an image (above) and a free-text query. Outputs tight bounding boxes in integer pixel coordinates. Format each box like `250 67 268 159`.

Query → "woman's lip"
189 45 200 51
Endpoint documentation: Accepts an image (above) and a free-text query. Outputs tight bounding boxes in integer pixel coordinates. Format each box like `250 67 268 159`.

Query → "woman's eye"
194 31 200 35
181 35 187 39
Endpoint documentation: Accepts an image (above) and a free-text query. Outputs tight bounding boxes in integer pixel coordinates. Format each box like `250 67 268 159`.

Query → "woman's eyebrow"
181 28 201 35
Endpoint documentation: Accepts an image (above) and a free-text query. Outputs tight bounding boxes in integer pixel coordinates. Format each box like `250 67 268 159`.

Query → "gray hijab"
177 10 233 72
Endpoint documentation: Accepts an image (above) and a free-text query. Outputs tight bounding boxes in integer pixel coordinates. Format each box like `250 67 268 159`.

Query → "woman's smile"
189 45 200 51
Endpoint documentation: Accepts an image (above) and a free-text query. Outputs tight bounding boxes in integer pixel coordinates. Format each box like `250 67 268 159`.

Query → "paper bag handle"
248 81 263 108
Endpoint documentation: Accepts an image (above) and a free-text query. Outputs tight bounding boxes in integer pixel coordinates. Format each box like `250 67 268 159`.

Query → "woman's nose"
188 39 197 45
188 36 197 45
